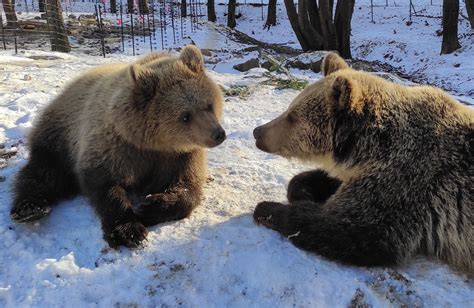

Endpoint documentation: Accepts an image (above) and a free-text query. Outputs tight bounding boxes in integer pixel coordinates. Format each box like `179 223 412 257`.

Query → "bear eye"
207 103 213 112
182 112 191 123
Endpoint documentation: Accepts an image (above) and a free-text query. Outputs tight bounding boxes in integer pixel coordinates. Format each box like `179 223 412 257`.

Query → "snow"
1 50 473 307
209 0 474 97
1 0 474 306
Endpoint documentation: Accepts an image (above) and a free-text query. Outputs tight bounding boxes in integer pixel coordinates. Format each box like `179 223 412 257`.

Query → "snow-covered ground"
209 0 474 97
6 0 474 98
0 50 473 307
1 0 473 306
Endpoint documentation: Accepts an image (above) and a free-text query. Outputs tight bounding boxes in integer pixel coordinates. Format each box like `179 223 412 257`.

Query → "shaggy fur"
253 53 473 276
11 45 226 248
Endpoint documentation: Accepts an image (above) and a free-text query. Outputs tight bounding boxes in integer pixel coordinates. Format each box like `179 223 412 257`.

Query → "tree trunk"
181 0 187 18
334 0 355 58
297 0 323 50
264 0 277 29
227 0 237 28
138 0 148 14
45 0 71 52
127 0 134 14
38 0 46 12
318 0 338 50
307 0 322 34
110 0 117 14
2 0 18 28
283 0 310 51
441 0 460 54
208 0 216 22
466 0 474 29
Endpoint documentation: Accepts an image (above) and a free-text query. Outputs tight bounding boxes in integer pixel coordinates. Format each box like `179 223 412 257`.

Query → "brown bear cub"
11 45 226 248
253 53 473 275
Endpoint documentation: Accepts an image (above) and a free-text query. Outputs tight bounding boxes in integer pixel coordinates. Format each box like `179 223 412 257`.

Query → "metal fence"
0 0 205 56
1 1 445 56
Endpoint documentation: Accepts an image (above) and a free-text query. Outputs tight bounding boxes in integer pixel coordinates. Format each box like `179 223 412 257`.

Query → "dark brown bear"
253 53 473 275
11 45 226 248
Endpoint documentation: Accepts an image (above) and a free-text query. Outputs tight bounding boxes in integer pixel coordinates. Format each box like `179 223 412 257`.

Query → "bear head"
111 45 225 153
253 52 384 173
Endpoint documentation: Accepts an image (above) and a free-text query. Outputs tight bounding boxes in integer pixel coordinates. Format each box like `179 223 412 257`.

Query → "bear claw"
10 201 52 223
253 201 287 230
106 222 148 249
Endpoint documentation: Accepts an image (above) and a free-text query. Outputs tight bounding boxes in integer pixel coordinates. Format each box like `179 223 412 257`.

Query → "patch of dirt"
349 288 371 308
366 269 423 307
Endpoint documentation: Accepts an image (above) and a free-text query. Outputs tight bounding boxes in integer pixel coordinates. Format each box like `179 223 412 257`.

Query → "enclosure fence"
0 0 207 56
0 1 444 56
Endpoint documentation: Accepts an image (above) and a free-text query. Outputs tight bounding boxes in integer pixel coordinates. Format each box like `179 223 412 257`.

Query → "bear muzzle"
208 127 226 147
253 125 272 153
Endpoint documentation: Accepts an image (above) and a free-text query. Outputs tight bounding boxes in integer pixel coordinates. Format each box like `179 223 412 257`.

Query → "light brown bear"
11 45 226 248
253 53 473 275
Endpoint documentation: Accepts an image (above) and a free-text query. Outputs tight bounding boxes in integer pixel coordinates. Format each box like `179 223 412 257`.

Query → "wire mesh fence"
0 0 206 56
1 1 446 56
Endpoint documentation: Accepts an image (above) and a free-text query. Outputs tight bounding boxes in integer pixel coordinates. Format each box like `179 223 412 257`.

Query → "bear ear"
328 76 363 114
179 44 204 73
129 64 157 103
321 53 349 76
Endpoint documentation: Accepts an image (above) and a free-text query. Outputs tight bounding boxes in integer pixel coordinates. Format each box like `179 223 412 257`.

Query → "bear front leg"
254 199 415 267
80 170 148 248
287 170 342 203
90 185 148 248
136 184 202 227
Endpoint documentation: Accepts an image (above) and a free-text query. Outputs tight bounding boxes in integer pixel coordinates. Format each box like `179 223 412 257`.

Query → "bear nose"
253 126 262 139
211 128 226 144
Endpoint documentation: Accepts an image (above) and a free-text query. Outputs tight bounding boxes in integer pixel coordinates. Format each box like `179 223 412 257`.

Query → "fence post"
14 29 17 54
159 1 164 49
171 0 176 44
96 4 106 57
409 0 412 21
147 7 152 51
120 0 125 51
371 0 374 23
130 7 135 55
0 14 6 50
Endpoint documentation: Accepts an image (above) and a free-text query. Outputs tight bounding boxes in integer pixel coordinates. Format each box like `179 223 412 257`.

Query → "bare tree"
298 0 323 49
181 0 187 18
466 0 474 29
308 0 322 34
318 0 338 50
2 0 18 27
208 0 216 22
227 0 237 28
283 0 311 50
45 0 71 52
264 0 277 29
283 0 355 58
441 0 461 54
127 0 134 14
138 0 149 15
334 0 355 58
38 0 46 13
110 0 117 14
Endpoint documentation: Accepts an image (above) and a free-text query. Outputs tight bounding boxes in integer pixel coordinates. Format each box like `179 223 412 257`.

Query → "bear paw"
11 199 52 223
105 222 148 248
253 201 288 231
